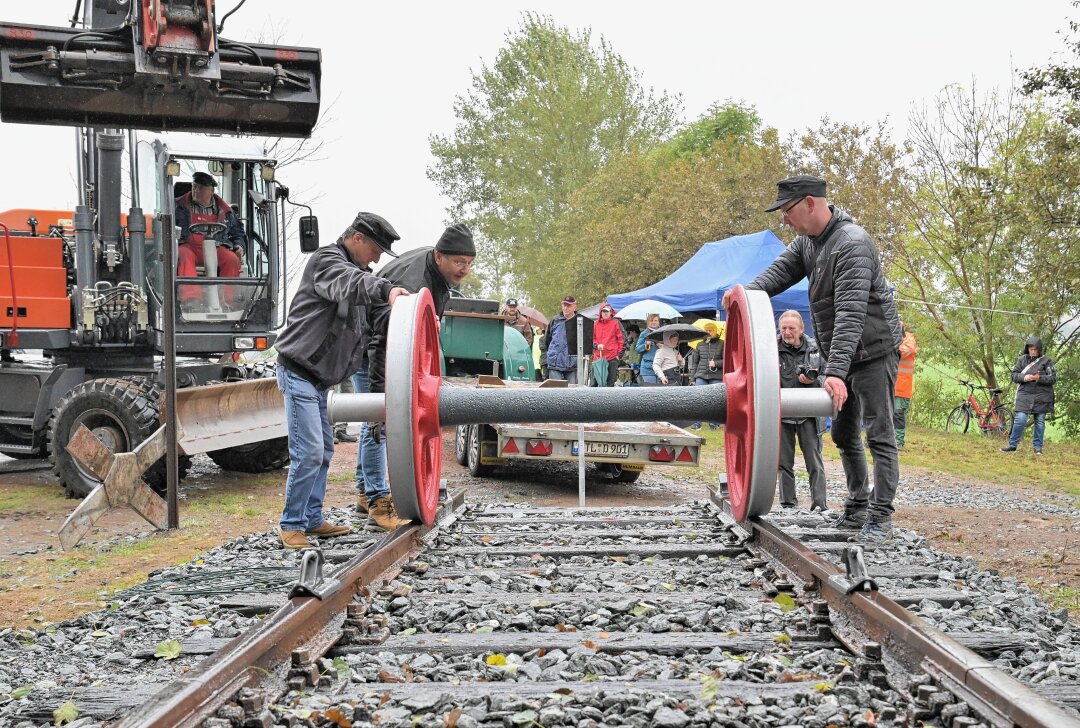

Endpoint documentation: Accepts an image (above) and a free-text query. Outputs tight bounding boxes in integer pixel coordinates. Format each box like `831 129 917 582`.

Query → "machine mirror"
299 216 319 252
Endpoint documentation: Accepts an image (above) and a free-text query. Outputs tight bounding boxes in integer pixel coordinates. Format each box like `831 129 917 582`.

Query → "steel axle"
327 286 835 526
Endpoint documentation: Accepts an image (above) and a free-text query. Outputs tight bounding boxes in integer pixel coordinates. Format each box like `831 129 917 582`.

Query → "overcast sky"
0 1 1072 258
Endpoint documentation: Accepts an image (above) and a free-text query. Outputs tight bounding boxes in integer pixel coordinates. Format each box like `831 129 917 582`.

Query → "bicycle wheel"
946 405 971 434
983 405 1014 437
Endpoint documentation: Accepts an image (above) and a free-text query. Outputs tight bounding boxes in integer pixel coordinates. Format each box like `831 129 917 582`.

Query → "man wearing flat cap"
354 223 477 530
501 298 534 347
724 174 902 544
273 211 410 548
540 295 594 384
175 171 247 296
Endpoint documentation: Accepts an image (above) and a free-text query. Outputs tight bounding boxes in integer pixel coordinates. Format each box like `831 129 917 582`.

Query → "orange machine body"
0 209 72 329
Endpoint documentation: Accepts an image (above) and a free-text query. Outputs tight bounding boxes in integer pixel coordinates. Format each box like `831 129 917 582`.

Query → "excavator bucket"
174 378 287 455
0 20 321 136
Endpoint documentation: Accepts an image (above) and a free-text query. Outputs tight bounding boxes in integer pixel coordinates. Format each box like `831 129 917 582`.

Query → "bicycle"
945 380 1014 437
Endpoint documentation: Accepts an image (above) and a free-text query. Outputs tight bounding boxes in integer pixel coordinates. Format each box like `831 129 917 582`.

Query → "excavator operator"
175 171 246 286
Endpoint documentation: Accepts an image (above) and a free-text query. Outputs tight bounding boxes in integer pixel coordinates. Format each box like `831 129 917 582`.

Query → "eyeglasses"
444 256 474 270
780 197 806 217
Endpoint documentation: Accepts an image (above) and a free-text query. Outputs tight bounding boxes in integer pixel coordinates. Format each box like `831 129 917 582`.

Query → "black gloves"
367 421 384 444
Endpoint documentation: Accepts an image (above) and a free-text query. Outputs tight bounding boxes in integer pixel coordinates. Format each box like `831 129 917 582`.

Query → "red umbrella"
516 305 549 330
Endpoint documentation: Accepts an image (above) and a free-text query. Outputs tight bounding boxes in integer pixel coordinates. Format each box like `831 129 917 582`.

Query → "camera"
798 366 819 380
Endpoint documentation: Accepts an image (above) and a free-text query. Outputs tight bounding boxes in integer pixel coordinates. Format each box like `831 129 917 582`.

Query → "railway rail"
7 485 1073 728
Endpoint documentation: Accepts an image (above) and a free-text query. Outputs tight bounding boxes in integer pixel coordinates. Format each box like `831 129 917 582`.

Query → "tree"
893 82 1080 430
1021 1 1080 123
428 13 679 298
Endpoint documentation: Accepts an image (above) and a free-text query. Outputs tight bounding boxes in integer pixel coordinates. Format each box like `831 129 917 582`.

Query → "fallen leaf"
485 654 507 666
598 632 611 639
444 707 463 728
773 632 792 644
191 619 210 627
774 594 797 613
154 639 182 661
332 656 353 680
581 674 599 682
399 627 418 636
10 685 32 700
53 700 79 726
90 630 109 638
481 536 494 543
376 671 402 683
510 710 537 725
862 709 877 725
660 582 676 591
582 640 597 650
324 707 353 728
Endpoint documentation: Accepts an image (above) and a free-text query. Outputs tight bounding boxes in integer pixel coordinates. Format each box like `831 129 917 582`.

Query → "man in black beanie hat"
349 223 476 529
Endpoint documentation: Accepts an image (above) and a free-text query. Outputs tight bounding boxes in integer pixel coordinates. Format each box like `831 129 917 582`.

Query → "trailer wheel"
454 425 469 466
49 377 190 498
206 363 291 474
467 424 495 477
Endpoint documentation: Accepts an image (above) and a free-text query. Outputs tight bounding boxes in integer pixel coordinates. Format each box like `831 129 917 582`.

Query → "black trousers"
778 418 827 509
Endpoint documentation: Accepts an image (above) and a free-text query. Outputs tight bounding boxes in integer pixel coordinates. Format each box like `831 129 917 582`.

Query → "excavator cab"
0 2 322 497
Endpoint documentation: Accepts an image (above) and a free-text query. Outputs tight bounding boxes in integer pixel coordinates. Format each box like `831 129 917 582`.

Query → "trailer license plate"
585 442 630 458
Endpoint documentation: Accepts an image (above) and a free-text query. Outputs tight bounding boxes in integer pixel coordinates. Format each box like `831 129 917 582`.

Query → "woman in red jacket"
592 304 626 387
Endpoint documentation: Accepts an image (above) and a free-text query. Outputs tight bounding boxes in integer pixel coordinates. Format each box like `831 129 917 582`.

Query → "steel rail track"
709 485 1080 728
113 488 1079 728
113 490 467 728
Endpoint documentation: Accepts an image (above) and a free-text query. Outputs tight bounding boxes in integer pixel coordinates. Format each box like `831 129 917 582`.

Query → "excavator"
0 1 321 496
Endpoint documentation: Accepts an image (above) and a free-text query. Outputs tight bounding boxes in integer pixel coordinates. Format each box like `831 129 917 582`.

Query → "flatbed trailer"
448 376 705 482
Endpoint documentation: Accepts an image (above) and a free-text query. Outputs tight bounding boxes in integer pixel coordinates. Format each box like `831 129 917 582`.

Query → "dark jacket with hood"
275 242 393 390
748 207 901 379
778 334 825 425
540 312 594 370
1011 337 1056 414
690 336 725 382
367 246 452 394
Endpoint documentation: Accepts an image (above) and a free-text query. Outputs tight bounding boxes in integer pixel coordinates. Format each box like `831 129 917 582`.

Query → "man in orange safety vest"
893 321 918 449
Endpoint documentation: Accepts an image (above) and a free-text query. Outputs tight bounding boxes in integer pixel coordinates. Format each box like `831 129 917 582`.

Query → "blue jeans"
276 366 333 532
548 368 578 384
351 363 389 500
1008 411 1046 450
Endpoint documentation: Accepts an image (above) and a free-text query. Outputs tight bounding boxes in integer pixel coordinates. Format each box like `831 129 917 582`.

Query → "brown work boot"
306 522 351 537
280 530 312 549
356 494 369 514
365 496 412 532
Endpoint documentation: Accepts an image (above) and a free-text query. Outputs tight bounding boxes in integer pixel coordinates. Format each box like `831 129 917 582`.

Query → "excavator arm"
0 0 320 136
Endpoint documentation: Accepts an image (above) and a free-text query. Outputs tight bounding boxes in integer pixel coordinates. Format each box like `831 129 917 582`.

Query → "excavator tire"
206 362 291 474
49 377 191 499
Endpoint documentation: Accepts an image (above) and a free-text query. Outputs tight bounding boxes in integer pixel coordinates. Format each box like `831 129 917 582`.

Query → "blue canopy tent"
607 230 814 337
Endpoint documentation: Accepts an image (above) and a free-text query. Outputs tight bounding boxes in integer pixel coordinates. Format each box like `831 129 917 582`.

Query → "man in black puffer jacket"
725 175 902 544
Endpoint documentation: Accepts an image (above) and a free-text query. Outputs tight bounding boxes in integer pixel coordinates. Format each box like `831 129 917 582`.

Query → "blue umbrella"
614 298 681 322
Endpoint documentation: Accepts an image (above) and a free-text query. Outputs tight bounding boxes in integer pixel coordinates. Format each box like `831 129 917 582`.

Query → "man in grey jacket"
274 212 410 549
724 175 902 543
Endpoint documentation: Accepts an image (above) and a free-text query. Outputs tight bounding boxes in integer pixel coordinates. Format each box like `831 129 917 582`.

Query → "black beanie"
435 223 476 256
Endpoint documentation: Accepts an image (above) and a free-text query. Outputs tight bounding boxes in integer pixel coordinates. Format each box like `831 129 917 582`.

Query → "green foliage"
891 83 1080 437
1021 3 1080 121
53 700 79 726
428 13 679 298
657 100 762 162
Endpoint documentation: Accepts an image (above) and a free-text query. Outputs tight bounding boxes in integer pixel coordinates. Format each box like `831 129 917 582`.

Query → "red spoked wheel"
385 289 443 525
722 285 781 522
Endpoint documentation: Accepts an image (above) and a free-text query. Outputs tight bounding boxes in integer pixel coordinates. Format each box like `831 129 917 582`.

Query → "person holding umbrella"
635 313 662 384
592 303 625 387
652 331 686 385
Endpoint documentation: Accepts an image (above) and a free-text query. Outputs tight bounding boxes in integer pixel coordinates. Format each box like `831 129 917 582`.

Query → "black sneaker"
1034 449 1043 456
1000 446 1017 452
828 509 868 529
